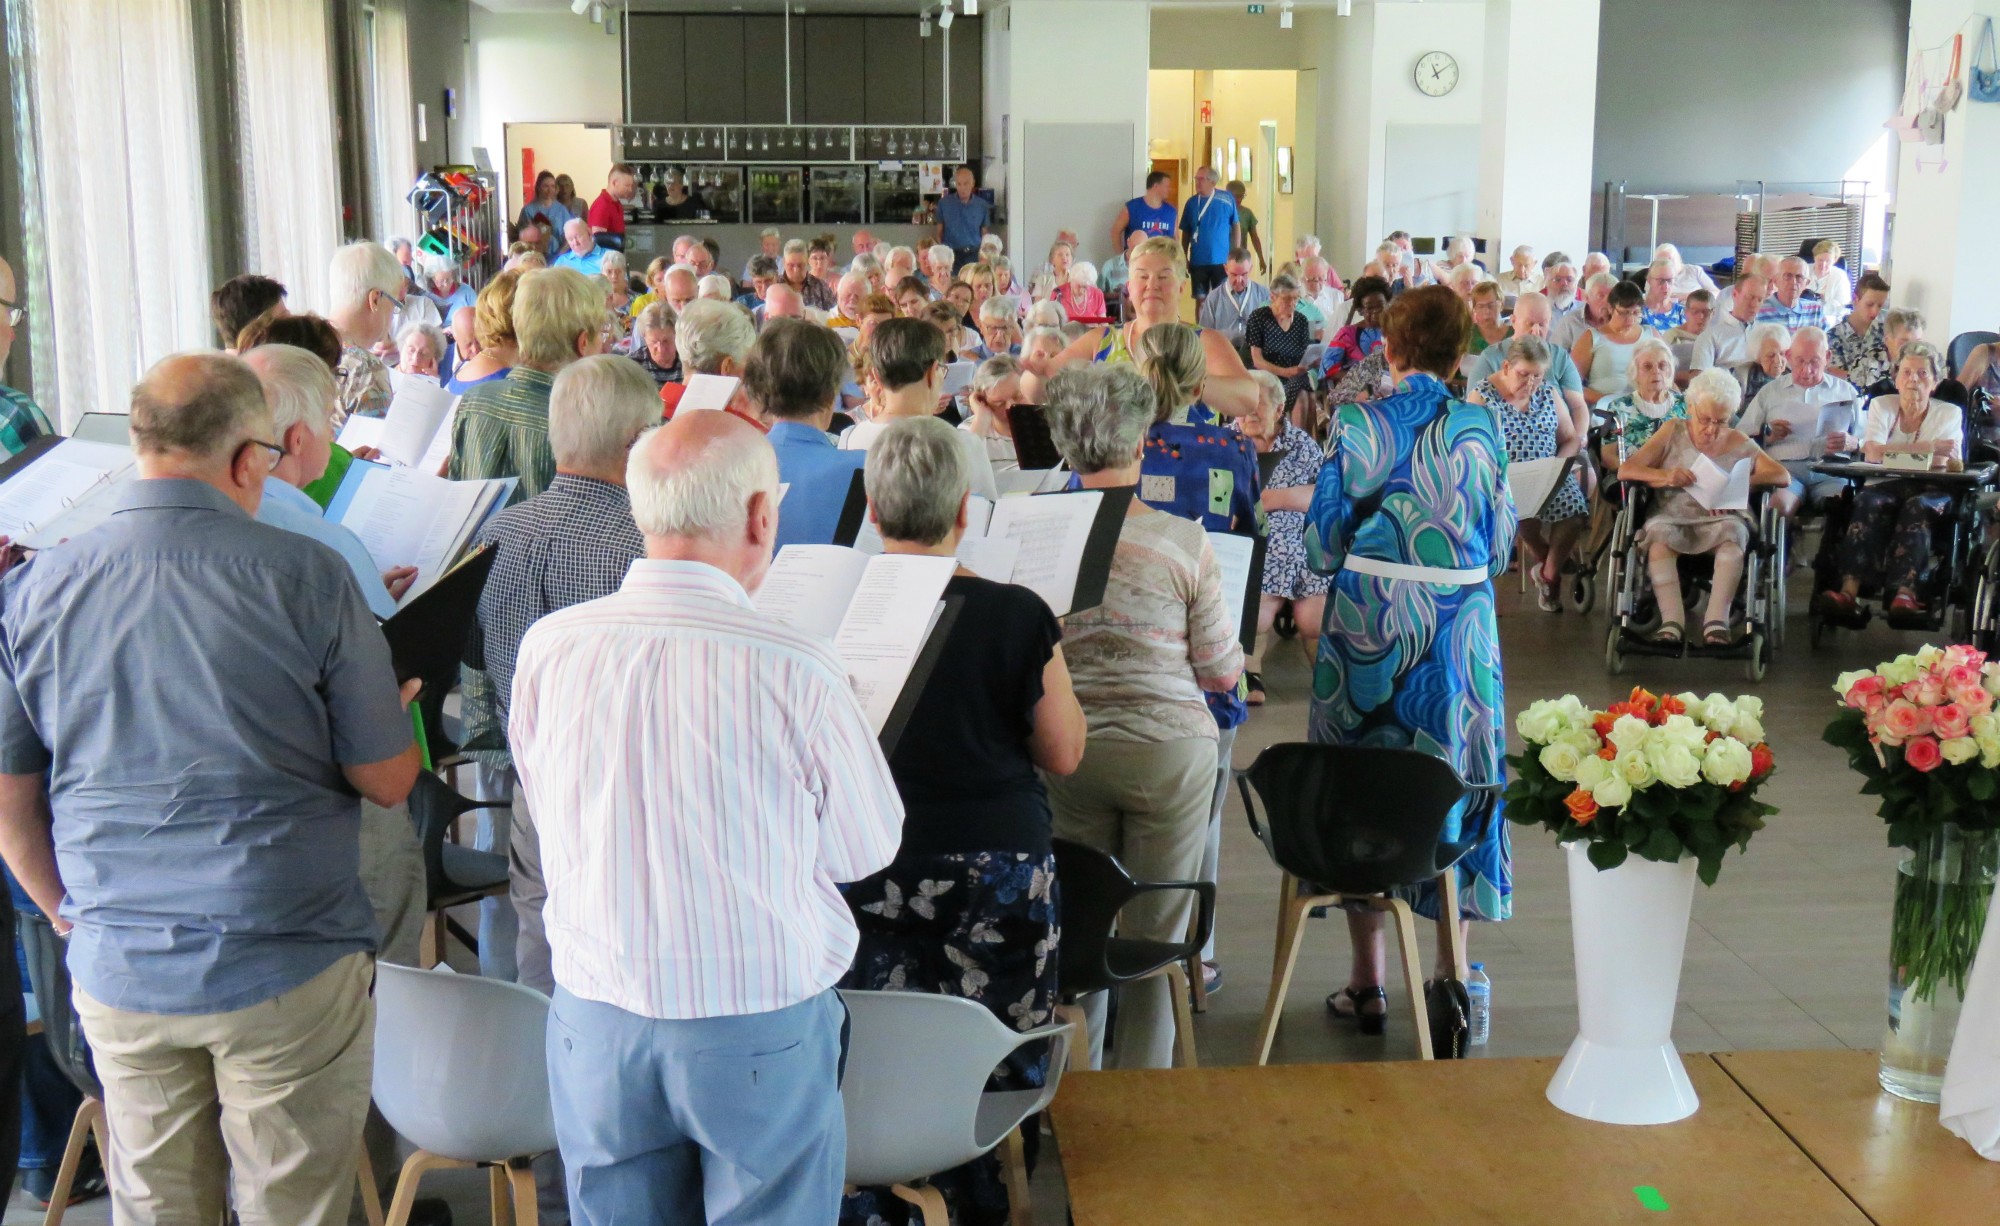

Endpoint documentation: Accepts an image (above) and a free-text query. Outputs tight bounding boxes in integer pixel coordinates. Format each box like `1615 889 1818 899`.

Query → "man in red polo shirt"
587 165 637 250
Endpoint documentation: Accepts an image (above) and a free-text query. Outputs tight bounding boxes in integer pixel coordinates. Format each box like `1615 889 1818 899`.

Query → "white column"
1475 0 1601 263
1890 0 2000 338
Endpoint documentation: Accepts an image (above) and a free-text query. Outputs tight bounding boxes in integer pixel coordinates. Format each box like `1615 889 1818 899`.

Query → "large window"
235 0 343 312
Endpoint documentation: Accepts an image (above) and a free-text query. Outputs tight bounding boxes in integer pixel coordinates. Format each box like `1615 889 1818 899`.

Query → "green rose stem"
1893 829 1997 1003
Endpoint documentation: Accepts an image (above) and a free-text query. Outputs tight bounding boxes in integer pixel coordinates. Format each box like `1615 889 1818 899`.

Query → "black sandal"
1703 619 1733 646
1325 985 1389 1035
1246 671 1266 706
1653 620 1684 644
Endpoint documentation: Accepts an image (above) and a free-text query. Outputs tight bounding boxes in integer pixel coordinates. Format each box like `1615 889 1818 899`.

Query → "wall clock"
1415 51 1459 97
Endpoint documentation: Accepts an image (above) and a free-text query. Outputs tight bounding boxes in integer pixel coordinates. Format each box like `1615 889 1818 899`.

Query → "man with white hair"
1541 256 1581 318
1495 245 1540 299
1758 256 1825 329
826 271 868 329
450 267 607 502
0 352 420 1225
848 228 879 271
1734 326 1859 513
0 256 54 459
553 218 607 277
696 273 735 303
1300 258 1342 338
1551 270 1617 352
1714 252 1780 317
327 240 407 420
662 298 757 420
1655 243 1718 299
387 236 421 293
755 282 805 328
742 228 783 283
662 264 699 315
881 246 919 288
511 409 901 1225
782 239 836 312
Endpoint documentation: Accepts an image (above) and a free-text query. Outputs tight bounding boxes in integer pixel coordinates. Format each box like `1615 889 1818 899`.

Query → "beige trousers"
74 951 376 1226
1044 735 1215 1070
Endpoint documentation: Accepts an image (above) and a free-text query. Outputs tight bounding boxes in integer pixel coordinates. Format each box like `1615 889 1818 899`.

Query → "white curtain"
16 0 211 426
235 0 343 316
369 0 418 246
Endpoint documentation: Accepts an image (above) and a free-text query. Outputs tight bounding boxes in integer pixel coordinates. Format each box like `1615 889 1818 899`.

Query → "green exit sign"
1248 3 1265 11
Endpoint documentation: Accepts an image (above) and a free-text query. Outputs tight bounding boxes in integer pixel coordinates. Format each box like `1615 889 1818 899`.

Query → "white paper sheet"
941 361 978 397
0 439 135 546
1506 456 1567 518
753 545 870 640
830 555 958 732
677 373 740 413
1759 396 1856 463
416 401 462 475
957 534 1020 582
1301 342 1328 371
1206 531 1258 638
332 465 497 597
336 415 386 452
1689 454 1752 512
379 372 458 468
986 490 1104 616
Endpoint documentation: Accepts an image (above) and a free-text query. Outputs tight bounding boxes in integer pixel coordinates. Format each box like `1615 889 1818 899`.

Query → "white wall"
1477 0 1599 263
465 9 623 222
1314 8 1375 278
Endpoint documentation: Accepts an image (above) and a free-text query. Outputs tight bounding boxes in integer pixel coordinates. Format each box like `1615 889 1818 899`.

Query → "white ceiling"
473 0 1411 13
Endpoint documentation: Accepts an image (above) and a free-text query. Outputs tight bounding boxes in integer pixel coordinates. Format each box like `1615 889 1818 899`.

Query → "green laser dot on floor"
1634 1185 1670 1211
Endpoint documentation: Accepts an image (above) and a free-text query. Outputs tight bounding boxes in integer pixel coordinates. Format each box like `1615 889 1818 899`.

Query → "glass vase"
1880 822 2000 1102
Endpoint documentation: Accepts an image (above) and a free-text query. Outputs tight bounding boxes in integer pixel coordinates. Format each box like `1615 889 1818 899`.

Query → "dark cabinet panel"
741 16 807 124
683 16 747 124
862 15 925 126
627 15 686 124
802 16 866 126
949 20 982 161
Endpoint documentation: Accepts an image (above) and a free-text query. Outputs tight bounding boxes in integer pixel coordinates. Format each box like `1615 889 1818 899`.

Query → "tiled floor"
5 565 1937 1223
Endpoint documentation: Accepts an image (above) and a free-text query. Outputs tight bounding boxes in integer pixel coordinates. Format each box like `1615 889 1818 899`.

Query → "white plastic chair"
370 963 558 1226
839 989 1074 1226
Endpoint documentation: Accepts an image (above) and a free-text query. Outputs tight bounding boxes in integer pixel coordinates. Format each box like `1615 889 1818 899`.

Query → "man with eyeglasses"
0 350 422 1225
327 242 407 421
0 256 54 460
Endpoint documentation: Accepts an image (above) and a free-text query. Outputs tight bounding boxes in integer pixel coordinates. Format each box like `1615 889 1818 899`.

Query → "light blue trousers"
547 987 848 1225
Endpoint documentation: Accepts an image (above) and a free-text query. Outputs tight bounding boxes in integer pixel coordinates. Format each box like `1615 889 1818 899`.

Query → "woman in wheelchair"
1818 342 1965 619
1599 336 1685 467
1618 369 1789 646
1468 335 1586 612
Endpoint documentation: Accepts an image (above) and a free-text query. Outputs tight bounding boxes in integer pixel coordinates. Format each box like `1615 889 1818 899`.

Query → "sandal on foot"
1325 986 1389 1035
1703 619 1733 646
1245 671 1266 706
1652 621 1684 644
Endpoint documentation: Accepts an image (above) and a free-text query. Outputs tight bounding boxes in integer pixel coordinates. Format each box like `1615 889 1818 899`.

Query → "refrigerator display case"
868 166 925 226
808 166 865 226
746 166 804 226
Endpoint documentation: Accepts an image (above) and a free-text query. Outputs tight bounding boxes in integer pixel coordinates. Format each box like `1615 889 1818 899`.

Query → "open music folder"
323 460 517 607
0 437 137 549
1207 530 1267 654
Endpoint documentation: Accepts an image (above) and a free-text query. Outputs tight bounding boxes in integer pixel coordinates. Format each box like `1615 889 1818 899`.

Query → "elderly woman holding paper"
1819 341 1966 620
838 414 1084 1226
1041 362 1243 1070
1618 368 1788 646
1467 335 1586 614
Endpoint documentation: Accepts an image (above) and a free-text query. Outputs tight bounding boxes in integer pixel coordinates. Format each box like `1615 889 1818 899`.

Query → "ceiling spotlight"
570 0 590 14
920 8 932 36
963 0 977 12
939 4 955 28
1336 0 1352 13
588 1 604 21
1279 2 1293 28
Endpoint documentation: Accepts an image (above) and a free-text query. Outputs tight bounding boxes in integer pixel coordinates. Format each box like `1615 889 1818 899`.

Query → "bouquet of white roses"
1507 687 1777 884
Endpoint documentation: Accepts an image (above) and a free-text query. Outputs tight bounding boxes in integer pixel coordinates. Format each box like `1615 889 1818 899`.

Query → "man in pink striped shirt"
510 410 903 1223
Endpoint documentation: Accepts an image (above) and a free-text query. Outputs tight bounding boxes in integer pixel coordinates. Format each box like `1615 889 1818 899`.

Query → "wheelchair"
1561 408 1633 617
1603 481 1784 682
1806 450 2000 649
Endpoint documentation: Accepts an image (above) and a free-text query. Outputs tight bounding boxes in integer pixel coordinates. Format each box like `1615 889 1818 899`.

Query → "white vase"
1545 839 1701 1125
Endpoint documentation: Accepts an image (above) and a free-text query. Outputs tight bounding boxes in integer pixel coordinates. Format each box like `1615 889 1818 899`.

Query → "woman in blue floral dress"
1468 334 1587 613
1303 286 1517 1032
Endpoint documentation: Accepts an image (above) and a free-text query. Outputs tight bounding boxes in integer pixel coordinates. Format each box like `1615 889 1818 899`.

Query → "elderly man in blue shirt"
1178 165 1241 302
0 352 422 1226
552 218 607 277
935 164 992 274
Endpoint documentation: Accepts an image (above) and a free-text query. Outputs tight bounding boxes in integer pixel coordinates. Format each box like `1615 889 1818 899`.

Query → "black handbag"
1425 977 1472 1059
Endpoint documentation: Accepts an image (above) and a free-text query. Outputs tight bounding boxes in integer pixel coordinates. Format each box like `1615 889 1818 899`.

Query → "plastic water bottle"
1466 963 1492 1048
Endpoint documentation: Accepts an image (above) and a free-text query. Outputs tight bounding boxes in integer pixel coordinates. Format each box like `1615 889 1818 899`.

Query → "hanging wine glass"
761 130 770 153
809 129 819 153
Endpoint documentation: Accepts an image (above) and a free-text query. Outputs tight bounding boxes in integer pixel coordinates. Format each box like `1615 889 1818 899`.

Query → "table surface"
1716 1049 2000 1226
1051 1055 1871 1224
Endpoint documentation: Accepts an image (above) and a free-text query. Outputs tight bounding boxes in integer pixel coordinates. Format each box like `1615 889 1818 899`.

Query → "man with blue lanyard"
1111 171 1178 252
934 165 992 273
1178 167 1241 303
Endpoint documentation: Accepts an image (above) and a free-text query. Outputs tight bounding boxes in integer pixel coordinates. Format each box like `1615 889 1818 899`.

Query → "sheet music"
957 534 1019 582
379 373 458 468
0 440 135 546
831 555 957 732
1809 402 1859 459
753 545 870 640
333 465 501 594
1301 343 1328 371
336 415 386 453
416 401 462 474
1506 456 1567 518
986 490 1103 615
1689 454 1752 512
677 374 740 413
941 361 978 397
1207 531 1258 638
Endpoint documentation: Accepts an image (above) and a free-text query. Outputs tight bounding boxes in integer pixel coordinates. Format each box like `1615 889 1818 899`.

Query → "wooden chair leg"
1165 961 1199 1069
1254 894 1316 1066
420 911 445 969
41 1096 101 1226
507 1159 541 1226
488 1163 514 1226
1187 951 1208 1014
891 1183 950 1226
1271 871 1299 981
1051 1003 1089 1073
1000 1126 1034 1226
384 1151 472 1226
1379 898 1433 1060
1437 870 1468 982
355 1144 386 1226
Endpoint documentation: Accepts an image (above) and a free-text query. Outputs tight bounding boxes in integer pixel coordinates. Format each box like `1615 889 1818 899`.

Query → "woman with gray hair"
1245 271 1314 422
1468 334 1587 612
628 300 680 387
1821 341 1967 619
1040 363 1243 1071
662 298 756 419
395 322 447 380
838 413 1084 1226
961 353 1026 472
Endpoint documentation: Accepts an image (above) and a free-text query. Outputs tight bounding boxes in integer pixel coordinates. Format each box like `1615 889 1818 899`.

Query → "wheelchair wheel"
1566 570 1597 616
1744 630 1768 683
1604 620 1626 675
1769 530 1789 650
1973 544 2000 654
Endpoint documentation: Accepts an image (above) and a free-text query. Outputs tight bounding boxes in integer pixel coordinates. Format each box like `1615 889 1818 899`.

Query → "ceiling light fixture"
1279 1 1293 28
588 1 604 21
939 2 955 29
920 7 933 36
1337 0 1352 13
963 0 977 12
570 0 590 14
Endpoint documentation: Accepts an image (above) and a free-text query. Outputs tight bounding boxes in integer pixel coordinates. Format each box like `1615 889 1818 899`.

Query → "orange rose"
1629 686 1659 710
1656 693 1686 718
1749 743 1775 779
1564 788 1600 825
1593 713 1618 738
1598 746 1617 761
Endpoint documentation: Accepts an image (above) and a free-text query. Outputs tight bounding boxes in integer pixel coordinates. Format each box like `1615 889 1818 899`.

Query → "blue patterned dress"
1304 373 1517 922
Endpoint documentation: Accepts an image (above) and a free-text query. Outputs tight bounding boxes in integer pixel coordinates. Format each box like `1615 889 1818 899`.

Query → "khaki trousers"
1044 735 1215 1070
74 951 376 1226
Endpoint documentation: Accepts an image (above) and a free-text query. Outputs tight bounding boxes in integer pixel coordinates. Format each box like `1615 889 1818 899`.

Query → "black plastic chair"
18 909 106 1224
1050 838 1215 1071
1948 330 2000 380
408 773 512 968
1234 743 1502 1063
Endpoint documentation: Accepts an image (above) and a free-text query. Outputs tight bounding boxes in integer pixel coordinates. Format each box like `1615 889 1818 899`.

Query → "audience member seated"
1759 256 1825 329
1655 243 1719 299
837 415 1085 1226
508 410 901 1224
0 352 421 1225
962 353 1025 474
662 298 757 423
424 256 478 318
1550 270 1614 353
1470 335 1587 612
1320 275 1390 385
396 322 445 379
1194 249 1269 354
1245 272 1315 426
0 256 53 458
1237 371 1327 707
628 300 681 387
450 266 607 502
782 239 837 312
327 240 404 420
827 271 868 330
1735 326 1859 515
758 283 807 329
1600 336 1686 465
1579 251 1614 286
1494 245 1540 299
809 237 839 291
1294 234 1344 293
697 273 735 303
1430 236 1485 285
1054 261 1108 322
920 298 980 361
841 319 997 500
973 296 1022 361
1820 341 1966 619
1619 368 1788 646
1689 270 1770 378
1858 307 1931 401
1466 281 1509 356
1541 256 1581 318
1639 258 1685 332
1743 321 1791 400
446 269 521 396
1299 258 1342 338
1040 362 1243 1069
552 218 607 276
1811 240 1852 321
211 273 287 350
1828 272 1892 387
1665 289 1713 346
1573 278 1650 405
1714 252 1779 317
925 244 959 301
